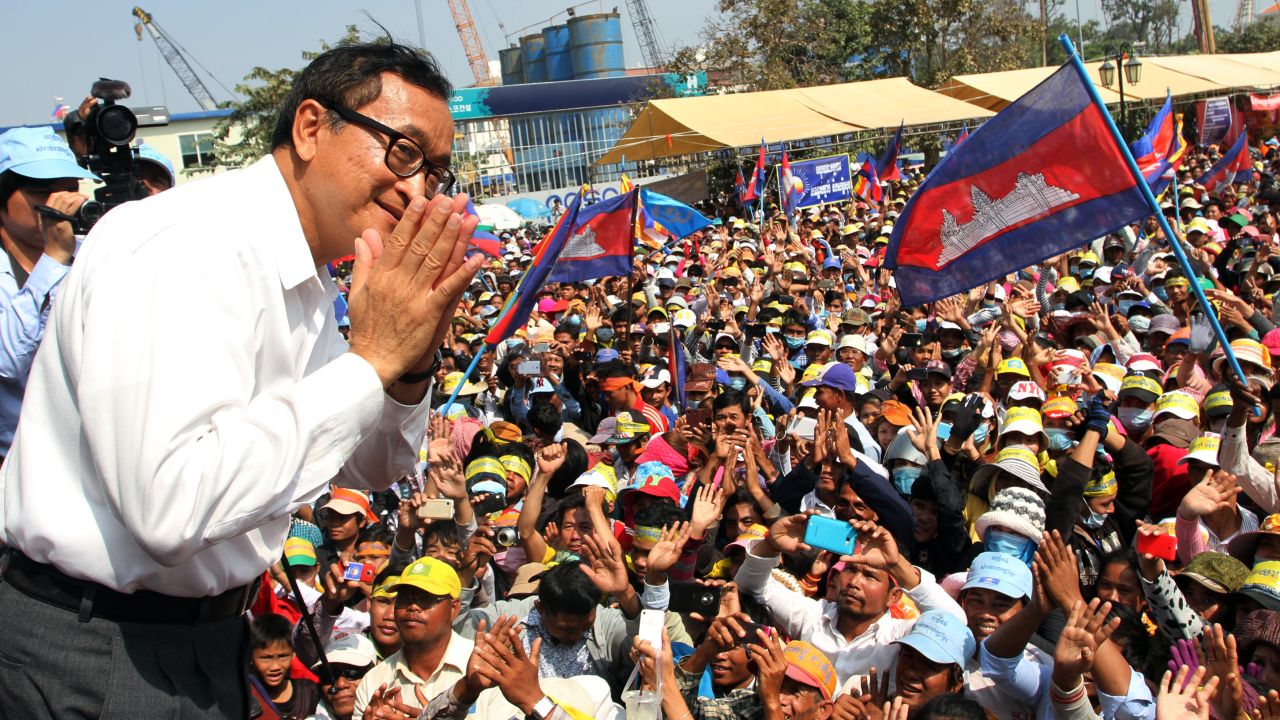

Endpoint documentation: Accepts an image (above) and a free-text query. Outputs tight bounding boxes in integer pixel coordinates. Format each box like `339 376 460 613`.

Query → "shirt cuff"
24 253 70 298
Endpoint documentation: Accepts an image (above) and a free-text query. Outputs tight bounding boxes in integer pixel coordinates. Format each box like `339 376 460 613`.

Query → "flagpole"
627 187 641 336
440 346 486 418
1059 33 1249 386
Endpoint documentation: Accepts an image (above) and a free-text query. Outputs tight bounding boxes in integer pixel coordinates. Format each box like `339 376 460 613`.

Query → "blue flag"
885 63 1150 306
639 188 713 239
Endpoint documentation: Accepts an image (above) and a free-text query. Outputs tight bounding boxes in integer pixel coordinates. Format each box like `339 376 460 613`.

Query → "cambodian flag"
667 327 687 409
463 199 503 258
884 63 1150 306
779 151 800 224
484 198 582 344
746 139 766 200
1131 94 1187 196
547 188 638 283
1196 129 1251 196
878 122 904 182
735 167 750 205
853 160 883 203
955 125 970 146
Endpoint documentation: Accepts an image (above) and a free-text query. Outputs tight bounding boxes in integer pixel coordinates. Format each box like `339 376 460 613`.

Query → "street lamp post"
1097 47 1143 140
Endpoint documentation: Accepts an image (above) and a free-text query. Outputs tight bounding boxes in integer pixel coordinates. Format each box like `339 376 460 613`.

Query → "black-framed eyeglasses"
320 100 455 196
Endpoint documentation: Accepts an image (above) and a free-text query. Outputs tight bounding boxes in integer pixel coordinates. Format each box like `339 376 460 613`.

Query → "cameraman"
0 127 96 461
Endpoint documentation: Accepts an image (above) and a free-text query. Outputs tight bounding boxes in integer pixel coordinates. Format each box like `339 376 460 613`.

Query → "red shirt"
634 401 669 435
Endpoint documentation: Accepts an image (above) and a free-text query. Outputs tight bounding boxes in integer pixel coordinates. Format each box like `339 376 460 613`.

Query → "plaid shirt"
674 663 764 720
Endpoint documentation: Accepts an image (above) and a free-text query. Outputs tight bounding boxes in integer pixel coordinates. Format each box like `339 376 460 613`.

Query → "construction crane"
132 7 219 111
626 0 667 69
447 0 496 86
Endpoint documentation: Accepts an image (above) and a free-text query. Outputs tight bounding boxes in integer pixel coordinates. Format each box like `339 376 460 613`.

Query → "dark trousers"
0 580 249 719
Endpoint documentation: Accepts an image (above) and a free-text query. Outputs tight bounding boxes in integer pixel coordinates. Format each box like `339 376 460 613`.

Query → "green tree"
1098 0 1180 52
1215 21 1280 53
212 25 367 168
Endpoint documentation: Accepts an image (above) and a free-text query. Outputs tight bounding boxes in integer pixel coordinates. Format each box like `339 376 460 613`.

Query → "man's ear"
291 98 327 163
815 699 836 720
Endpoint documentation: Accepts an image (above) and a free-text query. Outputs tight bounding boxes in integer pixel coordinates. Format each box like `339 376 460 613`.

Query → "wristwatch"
526 696 555 720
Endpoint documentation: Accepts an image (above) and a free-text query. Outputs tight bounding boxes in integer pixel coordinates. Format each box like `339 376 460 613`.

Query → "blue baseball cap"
595 348 620 363
962 551 1034 600
894 610 976 666
0 127 99 181
135 143 176 186
800 362 861 393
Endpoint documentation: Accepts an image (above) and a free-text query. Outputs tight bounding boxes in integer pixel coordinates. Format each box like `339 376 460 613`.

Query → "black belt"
2 551 255 624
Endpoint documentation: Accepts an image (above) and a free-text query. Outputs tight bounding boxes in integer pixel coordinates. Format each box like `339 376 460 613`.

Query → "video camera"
59 78 169 232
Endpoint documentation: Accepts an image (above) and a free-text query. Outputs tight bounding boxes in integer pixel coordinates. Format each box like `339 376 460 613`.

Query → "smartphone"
803 516 858 556
745 323 767 338
788 416 818 440
517 360 543 377
778 295 795 305
707 320 726 331
685 407 712 428
738 622 775 647
900 333 923 348
668 582 722 615
534 342 551 354
638 609 665 651
1137 532 1178 561
359 564 378 583
416 498 455 521
342 562 364 582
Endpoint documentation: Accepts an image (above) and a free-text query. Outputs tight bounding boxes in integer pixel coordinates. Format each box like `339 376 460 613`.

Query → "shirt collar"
251 155 321 291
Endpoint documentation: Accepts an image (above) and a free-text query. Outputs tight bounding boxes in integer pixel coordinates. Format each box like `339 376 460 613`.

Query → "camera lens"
95 104 138 146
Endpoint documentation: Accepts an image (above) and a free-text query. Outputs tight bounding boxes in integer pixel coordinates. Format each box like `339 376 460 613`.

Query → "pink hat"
1263 328 1280 360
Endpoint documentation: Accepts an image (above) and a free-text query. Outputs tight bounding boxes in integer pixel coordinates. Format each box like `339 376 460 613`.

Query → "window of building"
178 132 216 168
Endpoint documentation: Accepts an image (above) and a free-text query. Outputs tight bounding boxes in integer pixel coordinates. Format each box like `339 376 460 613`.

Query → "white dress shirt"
0 156 429 596
733 541 965 685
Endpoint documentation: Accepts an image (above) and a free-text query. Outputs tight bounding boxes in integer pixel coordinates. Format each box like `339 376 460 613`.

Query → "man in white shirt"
734 515 965 686
0 40 483 719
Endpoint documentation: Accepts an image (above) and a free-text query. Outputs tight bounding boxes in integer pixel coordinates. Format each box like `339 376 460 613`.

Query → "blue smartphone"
803 516 858 556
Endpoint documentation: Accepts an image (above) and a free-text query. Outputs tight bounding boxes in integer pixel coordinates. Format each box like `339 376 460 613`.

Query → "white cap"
666 296 689 309
318 633 376 669
641 367 671 388
798 389 819 409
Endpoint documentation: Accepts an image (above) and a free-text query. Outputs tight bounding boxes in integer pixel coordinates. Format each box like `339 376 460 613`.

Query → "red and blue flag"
1196 129 1251 196
878 122 904 182
884 63 1150 306
484 199 583 344
955 125 969 146
667 328 687 408
1131 94 1187 196
735 167 751 205
463 199 503 258
853 160 882 203
547 188 638 283
746 139 766 201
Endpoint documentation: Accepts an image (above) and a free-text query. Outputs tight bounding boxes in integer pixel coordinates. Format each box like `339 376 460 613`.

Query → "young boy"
249 613 320 719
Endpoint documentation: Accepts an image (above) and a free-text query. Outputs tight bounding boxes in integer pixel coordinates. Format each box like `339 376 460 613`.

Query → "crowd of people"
5 37 1280 720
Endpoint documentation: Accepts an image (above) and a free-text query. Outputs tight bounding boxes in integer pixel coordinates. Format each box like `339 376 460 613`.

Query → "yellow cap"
390 557 461 599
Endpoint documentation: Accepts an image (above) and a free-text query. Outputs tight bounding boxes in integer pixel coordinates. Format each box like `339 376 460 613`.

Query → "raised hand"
1035 530 1084 611
907 404 940 457
845 521 901 570
645 521 692 576
765 513 813 555
1196 623 1244 720
689 483 727 538
1157 665 1219 720
1179 470 1242 519
1054 599 1120 678
430 450 468 501
577 532 630 595
319 562 362 615
749 634 790 706
536 442 567 478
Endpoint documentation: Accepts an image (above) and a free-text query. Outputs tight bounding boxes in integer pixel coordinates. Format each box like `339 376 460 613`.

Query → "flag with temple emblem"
1196 129 1251 196
878 122 903 182
484 198 583 344
884 62 1151 306
853 160 883 203
735 167 751 205
547 188 638 283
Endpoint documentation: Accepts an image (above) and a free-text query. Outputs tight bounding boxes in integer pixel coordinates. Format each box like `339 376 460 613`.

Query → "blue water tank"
499 45 524 85
519 33 548 84
541 24 573 82
568 12 625 80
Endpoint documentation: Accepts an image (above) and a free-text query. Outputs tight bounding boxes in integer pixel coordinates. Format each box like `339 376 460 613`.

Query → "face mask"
1128 316 1151 334
784 336 805 350
985 528 1037 565
1077 267 1095 280
1045 428 1074 452
505 339 525 349
596 327 615 342
1052 303 1066 312
1154 286 1169 302
891 466 923 495
728 377 747 391
1081 509 1108 529
972 422 990 445
765 326 780 335
915 319 928 333
1117 407 1154 431
942 347 964 360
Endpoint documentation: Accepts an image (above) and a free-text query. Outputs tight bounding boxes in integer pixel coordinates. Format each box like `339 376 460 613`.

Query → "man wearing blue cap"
0 126 97 461
802 361 883 465
833 610 973 716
